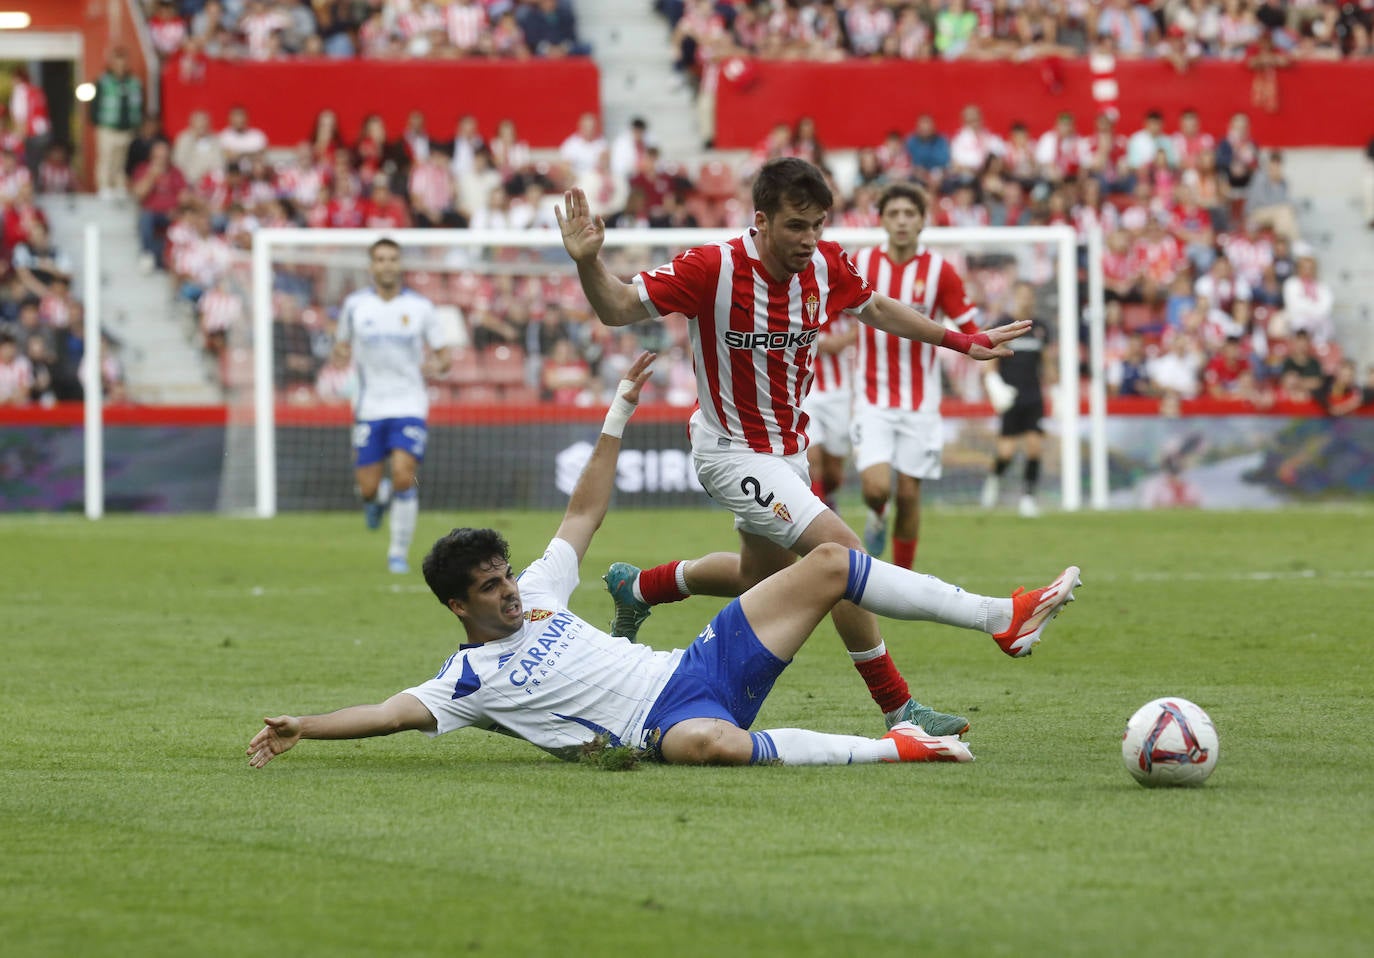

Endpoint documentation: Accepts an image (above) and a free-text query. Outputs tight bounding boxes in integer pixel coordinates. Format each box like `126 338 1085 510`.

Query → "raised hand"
620 351 657 405
554 188 606 264
970 319 1033 361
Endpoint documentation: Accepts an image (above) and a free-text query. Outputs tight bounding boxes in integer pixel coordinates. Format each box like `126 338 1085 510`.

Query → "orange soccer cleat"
881 722 975 763
992 565 1082 657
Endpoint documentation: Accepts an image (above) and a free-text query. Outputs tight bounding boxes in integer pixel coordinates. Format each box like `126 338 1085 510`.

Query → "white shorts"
851 405 944 479
693 446 828 549
800 389 852 458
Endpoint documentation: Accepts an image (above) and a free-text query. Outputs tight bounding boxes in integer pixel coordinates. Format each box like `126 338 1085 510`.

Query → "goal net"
228 226 1091 518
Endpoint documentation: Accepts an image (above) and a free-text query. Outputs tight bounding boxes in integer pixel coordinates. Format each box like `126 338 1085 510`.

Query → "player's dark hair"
876 182 928 218
752 157 833 218
369 237 401 260
422 528 512 606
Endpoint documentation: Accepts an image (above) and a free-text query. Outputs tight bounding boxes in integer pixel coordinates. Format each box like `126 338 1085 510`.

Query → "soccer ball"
1121 697 1218 787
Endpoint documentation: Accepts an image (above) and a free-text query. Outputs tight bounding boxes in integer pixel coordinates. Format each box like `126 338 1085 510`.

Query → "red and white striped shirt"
147 13 189 57
240 9 291 60
634 231 875 455
853 245 978 413
0 165 32 203
409 162 454 213
200 286 245 333
446 1 489 52
275 164 325 207
810 316 855 397
399 3 445 41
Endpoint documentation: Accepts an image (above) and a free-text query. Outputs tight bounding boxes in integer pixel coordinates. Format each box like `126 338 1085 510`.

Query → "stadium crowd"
662 0 1373 65
146 0 589 62
6 2 1371 413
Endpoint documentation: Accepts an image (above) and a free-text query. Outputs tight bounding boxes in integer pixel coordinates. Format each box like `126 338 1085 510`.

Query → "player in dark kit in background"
980 282 1054 518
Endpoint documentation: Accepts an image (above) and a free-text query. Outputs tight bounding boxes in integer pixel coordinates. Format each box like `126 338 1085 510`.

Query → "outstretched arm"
555 188 651 327
862 294 1030 361
246 691 436 768
553 351 656 562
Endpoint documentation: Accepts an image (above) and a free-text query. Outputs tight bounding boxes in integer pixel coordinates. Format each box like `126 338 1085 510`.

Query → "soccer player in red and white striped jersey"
800 314 857 511
851 183 980 570
557 158 1030 738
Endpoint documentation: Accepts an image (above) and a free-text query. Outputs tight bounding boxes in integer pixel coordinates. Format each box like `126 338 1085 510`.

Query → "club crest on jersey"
804 293 819 323
772 501 793 523
400 314 410 326
914 280 926 299
525 609 554 622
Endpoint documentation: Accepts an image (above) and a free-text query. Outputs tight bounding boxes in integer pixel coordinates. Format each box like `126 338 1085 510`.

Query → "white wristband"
600 380 638 438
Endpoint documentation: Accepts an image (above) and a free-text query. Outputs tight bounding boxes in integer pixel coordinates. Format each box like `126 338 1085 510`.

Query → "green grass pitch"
3 506 1372 957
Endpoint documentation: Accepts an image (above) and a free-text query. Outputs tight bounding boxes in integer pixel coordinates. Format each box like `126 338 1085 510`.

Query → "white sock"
845 551 1013 634
389 486 418 559
751 728 898 765
373 476 392 505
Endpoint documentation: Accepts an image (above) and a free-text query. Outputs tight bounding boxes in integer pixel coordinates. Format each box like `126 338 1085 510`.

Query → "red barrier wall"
3 397 1362 428
160 58 601 146
715 59 1374 148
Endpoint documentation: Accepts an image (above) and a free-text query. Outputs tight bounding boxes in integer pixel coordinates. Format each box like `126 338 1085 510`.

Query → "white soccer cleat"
881 722 975 763
863 508 887 557
1018 494 1040 518
992 565 1081 657
980 476 1000 510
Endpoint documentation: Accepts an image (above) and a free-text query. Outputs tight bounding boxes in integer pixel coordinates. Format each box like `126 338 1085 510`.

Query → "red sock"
811 479 827 500
853 653 912 714
637 561 689 606
893 537 917 570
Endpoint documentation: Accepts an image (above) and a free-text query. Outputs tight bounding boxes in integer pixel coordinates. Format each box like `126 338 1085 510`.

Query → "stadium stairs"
576 0 701 160
41 194 223 404
1288 148 1374 368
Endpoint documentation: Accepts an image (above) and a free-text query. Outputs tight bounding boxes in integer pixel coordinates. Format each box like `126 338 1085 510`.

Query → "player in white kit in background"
334 238 451 573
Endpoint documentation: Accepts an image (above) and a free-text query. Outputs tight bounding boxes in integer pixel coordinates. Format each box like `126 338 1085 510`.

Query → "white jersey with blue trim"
337 286 446 421
403 538 684 758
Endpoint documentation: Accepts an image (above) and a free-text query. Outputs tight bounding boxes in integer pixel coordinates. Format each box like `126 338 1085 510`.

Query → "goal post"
83 222 104 520
247 224 1098 519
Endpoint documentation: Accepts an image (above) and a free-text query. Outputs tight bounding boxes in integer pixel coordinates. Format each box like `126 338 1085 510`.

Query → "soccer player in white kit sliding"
248 352 1081 769
555 157 1067 741
334 238 451 573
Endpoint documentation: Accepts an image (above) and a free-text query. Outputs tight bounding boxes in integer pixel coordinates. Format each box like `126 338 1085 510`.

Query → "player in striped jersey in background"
851 183 979 569
800 314 857 511
557 158 1059 740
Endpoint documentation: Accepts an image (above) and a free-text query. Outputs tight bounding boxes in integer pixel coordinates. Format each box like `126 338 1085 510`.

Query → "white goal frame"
250 225 1107 518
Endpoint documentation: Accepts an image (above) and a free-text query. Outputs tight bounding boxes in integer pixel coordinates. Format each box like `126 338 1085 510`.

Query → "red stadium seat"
1121 303 1158 332
481 347 528 387
457 384 499 404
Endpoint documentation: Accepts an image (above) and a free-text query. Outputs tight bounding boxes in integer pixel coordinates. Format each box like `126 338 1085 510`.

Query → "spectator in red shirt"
325 174 367 228
364 178 412 228
132 141 188 272
2 181 46 253
1203 335 1252 399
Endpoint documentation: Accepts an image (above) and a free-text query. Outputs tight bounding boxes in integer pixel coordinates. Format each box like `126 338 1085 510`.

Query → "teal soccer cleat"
603 562 652 641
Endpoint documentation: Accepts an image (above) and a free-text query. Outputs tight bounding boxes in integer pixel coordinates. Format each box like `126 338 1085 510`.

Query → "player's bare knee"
663 721 750 765
805 541 852 581
860 480 887 508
